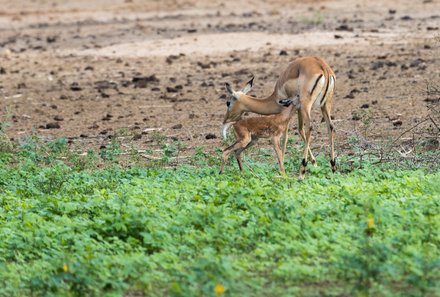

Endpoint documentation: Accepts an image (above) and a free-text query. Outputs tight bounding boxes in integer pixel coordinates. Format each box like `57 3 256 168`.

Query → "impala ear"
225 82 234 95
242 76 254 94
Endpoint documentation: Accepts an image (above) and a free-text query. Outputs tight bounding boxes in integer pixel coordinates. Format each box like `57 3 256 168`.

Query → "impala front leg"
297 110 317 167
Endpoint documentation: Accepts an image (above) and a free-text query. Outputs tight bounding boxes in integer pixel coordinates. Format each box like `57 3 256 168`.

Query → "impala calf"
219 99 297 174
222 56 336 180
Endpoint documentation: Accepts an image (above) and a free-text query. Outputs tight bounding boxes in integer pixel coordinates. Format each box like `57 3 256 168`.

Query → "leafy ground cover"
0 139 439 297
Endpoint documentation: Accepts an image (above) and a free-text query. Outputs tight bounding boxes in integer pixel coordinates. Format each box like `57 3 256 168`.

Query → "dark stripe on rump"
320 74 331 106
310 74 323 96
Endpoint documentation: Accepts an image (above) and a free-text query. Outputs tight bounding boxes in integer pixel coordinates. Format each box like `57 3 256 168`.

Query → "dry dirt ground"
1 0 439 161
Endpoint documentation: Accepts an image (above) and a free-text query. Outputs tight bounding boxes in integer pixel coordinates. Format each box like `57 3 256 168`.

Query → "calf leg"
220 135 252 174
272 134 285 173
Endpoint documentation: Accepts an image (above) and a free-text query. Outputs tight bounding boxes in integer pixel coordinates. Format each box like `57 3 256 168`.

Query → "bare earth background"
0 0 439 160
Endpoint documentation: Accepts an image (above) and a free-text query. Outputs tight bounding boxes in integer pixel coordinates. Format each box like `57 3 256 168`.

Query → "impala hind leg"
321 103 336 173
297 111 316 166
298 107 314 180
234 139 256 171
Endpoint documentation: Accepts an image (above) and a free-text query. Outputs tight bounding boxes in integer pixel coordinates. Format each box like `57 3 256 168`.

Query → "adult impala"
222 56 336 180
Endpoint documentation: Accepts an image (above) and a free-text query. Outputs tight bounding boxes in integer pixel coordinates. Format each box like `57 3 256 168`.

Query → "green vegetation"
0 138 439 297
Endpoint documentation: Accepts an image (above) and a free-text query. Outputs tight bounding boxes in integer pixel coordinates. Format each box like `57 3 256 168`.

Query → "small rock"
46 122 60 129
70 82 82 91
132 75 160 88
54 115 64 121
279 50 288 55
400 15 412 21
120 80 131 87
172 123 183 129
205 133 217 139
385 61 397 67
166 55 181 64
94 80 118 90
102 114 113 121
335 24 353 31
132 134 142 141
334 34 343 39
352 113 361 121
0 67 6 74
360 103 370 109
388 9 396 14
392 119 403 126
197 61 211 69
99 90 110 98
345 88 360 99
371 61 384 70
410 58 425 67
84 66 94 71
167 86 179 93
46 36 57 43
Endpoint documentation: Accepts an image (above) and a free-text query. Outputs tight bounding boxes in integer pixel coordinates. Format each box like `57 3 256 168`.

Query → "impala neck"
239 91 283 115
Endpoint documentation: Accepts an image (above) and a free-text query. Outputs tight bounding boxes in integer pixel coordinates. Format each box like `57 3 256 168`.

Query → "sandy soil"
1 0 439 160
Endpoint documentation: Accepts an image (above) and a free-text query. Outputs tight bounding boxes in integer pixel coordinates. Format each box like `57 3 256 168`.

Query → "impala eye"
226 101 231 108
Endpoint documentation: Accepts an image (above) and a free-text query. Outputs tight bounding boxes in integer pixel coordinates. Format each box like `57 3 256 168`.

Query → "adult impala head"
223 77 255 124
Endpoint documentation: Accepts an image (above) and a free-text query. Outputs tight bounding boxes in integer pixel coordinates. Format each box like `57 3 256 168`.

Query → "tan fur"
222 56 337 179
220 104 294 174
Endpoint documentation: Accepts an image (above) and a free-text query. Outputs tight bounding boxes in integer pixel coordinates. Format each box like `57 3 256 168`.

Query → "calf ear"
241 76 254 94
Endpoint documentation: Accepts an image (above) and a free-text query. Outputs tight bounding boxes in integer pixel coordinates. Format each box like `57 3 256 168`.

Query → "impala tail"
222 122 234 141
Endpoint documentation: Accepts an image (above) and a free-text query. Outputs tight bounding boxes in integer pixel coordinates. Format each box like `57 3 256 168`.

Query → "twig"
139 154 189 160
428 115 440 132
389 118 430 147
394 147 413 158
